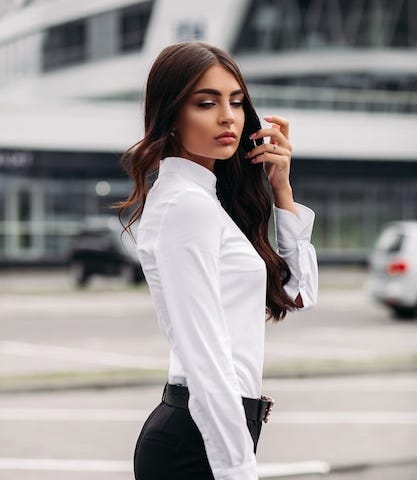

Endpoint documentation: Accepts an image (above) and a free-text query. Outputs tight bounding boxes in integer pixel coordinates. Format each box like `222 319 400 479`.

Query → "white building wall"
0 0 254 101
0 0 146 41
145 0 250 55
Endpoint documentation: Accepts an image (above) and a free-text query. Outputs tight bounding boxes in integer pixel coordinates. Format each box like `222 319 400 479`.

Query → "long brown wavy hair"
117 41 297 321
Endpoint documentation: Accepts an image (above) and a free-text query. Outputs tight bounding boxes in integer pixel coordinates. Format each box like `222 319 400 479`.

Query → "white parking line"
0 341 167 369
0 408 148 421
0 458 131 472
262 377 417 392
265 341 374 359
269 411 417 425
0 408 416 424
0 458 331 477
258 461 330 477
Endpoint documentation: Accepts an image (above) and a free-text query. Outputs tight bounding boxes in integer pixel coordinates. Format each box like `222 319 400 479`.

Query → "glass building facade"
289 159 417 262
0 0 416 264
0 149 130 264
234 0 417 51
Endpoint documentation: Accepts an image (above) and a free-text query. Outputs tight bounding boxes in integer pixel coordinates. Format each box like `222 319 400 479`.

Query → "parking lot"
1 266 416 479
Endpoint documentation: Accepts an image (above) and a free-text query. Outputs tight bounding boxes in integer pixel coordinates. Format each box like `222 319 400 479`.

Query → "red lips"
214 131 236 140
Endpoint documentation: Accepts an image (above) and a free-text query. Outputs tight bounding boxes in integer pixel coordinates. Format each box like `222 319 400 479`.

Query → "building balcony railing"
249 84 417 114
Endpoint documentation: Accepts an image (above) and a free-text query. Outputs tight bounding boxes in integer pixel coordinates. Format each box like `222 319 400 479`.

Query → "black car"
67 216 144 287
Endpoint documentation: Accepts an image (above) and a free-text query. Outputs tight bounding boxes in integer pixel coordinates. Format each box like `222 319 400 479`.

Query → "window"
375 228 404 253
42 19 86 71
119 1 153 52
234 0 416 53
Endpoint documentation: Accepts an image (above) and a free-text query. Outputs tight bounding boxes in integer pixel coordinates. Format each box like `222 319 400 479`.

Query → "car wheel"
121 264 144 285
69 261 90 288
133 264 145 284
391 306 417 320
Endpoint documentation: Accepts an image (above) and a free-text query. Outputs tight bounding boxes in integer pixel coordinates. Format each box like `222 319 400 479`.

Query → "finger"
251 152 290 165
271 123 281 141
270 128 291 150
249 127 291 150
264 115 290 139
245 143 290 160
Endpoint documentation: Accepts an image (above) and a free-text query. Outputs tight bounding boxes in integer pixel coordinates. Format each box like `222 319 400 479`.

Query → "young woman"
118 41 318 480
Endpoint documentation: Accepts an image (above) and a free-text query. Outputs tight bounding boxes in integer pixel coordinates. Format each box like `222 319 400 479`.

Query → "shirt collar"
159 156 217 194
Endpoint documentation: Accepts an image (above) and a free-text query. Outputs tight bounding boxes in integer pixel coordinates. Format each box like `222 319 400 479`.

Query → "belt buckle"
261 395 275 423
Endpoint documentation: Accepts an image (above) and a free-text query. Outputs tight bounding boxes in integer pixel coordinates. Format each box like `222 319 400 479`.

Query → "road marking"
0 341 167 369
265 341 374 359
0 408 149 421
0 408 416 425
269 411 417 425
0 458 131 472
0 458 330 476
262 377 417 392
258 461 330 476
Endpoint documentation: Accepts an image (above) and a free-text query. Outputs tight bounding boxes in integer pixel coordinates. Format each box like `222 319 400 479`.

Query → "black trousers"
134 393 262 479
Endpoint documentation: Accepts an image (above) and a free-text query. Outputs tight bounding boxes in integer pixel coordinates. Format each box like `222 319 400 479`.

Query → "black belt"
162 382 275 423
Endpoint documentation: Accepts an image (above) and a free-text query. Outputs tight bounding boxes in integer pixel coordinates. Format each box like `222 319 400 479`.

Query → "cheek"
180 112 212 146
237 111 245 134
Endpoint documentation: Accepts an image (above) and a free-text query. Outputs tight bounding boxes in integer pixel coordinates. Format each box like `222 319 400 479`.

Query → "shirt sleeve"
155 190 258 480
273 202 318 309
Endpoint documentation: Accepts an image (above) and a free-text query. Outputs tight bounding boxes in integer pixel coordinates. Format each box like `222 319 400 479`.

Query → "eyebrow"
193 88 244 96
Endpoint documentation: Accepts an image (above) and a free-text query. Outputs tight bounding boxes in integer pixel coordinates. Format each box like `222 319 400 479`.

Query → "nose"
218 102 235 125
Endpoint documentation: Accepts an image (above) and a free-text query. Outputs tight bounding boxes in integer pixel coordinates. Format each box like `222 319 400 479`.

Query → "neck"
177 151 216 172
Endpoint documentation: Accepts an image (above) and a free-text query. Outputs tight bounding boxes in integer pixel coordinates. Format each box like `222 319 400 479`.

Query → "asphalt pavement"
0 374 416 480
1 265 416 393
1 265 417 479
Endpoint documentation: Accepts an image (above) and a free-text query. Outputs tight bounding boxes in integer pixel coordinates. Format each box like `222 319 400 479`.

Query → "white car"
368 221 417 319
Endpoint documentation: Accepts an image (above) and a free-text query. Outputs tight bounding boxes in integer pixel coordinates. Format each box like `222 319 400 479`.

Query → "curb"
327 456 417 477
0 358 416 394
263 354 417 379
259 461 330 478
0 369 167 395
261 456 417 478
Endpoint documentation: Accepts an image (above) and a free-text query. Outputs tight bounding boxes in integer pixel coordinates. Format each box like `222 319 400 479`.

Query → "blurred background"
0 1 416 479
0 0 416 266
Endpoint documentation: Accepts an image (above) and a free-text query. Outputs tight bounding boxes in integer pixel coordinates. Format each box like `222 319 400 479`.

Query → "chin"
216 148 239 160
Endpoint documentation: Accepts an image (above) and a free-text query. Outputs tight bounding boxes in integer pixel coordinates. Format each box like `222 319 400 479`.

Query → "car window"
375 228 404 253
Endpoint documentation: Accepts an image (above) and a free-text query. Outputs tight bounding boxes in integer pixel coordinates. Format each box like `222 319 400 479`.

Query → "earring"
170 128 176 137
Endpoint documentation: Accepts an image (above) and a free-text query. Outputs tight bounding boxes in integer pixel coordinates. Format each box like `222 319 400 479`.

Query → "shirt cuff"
273 202 315 252
273 202 318 309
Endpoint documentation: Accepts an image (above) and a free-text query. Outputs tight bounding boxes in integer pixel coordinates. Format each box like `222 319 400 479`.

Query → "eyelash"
198 100 243 109
231 100 243 108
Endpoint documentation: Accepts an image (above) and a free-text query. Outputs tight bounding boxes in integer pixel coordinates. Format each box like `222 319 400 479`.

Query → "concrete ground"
1 265 416 392
1 266 416 478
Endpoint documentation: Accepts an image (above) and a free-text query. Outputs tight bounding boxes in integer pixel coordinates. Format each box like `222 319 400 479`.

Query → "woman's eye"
230 100 243 108
198 101 215 109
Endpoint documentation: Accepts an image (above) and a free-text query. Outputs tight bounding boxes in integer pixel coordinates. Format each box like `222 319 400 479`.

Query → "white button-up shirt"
136 156 318 480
